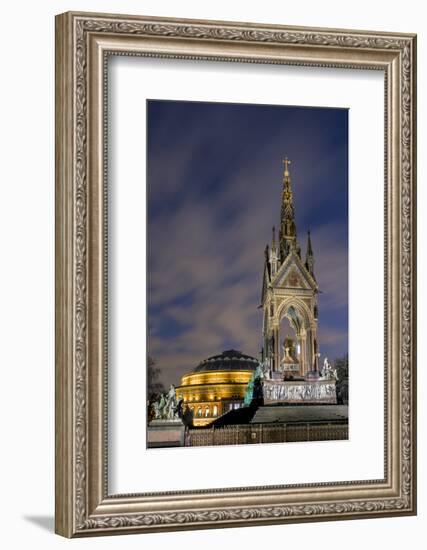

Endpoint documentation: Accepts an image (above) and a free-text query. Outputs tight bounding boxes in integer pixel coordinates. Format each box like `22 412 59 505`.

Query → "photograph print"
146 99 349 449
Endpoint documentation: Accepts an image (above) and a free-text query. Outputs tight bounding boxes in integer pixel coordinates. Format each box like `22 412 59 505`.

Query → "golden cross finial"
283 157 291 174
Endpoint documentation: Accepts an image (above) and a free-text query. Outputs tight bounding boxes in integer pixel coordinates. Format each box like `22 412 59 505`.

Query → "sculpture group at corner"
320 357 339 381
151 384 183 421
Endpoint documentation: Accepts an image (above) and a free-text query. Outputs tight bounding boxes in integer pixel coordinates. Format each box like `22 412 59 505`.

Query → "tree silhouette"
147 356 165 401
334 354 349 405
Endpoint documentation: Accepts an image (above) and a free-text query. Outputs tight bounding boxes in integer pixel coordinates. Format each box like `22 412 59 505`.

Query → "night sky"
147 100 348 388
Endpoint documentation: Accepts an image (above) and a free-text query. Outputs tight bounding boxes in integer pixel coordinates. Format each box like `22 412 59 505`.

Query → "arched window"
205 407 210 417
197 407 202 417
213 405 218 416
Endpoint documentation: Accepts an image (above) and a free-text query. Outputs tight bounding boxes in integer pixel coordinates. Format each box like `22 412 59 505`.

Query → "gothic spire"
305 230 315 277
279 157 297 261
269 225 278 277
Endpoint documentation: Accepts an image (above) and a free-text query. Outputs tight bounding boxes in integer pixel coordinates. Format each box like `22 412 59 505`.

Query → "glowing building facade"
176 349 259 426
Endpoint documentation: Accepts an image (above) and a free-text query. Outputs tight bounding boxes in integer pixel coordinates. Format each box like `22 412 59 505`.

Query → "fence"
187 422 348 447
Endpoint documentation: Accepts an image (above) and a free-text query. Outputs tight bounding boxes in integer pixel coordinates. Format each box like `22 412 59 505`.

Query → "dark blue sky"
147 100 348 387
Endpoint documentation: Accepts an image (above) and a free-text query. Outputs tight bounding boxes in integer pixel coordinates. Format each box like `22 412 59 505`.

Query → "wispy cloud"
147 100 348 386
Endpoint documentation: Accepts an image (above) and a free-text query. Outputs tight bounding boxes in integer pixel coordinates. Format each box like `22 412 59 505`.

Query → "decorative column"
273 326 280 372
306 327 314 373
312 323 319 373
299 331 307 376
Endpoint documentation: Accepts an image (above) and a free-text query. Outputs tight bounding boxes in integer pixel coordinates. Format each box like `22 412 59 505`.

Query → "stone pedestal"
263 379 337 405
147 419 186 448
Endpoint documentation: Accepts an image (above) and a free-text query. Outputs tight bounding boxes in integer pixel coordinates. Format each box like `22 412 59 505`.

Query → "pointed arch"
276 296 313 328
276 296 316 376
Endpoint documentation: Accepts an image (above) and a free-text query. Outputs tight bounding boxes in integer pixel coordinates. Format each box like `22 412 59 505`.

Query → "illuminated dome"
176 350 259 426
192 349 259 373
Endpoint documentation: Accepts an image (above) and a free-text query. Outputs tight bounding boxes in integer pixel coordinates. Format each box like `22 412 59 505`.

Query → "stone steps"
250 404 348 424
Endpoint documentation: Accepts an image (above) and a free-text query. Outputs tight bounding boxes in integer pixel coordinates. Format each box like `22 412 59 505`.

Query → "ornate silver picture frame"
55 11 417 537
